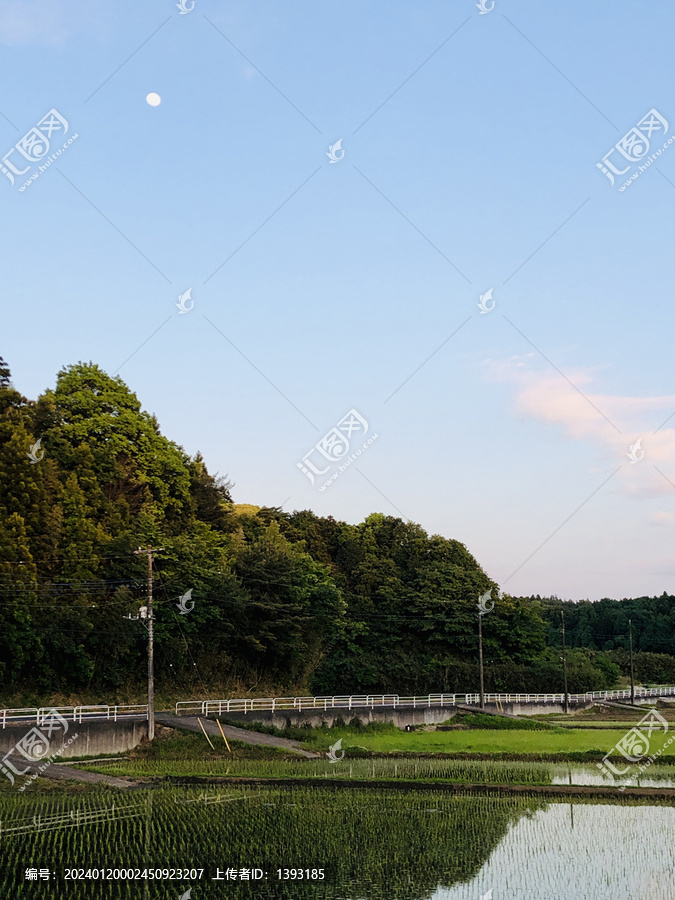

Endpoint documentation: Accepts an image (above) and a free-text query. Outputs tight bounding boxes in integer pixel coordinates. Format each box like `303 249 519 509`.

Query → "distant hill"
1 355 673 703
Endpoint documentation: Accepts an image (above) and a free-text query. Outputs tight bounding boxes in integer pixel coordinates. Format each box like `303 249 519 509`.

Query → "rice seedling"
0 785 673 898
75 755 552 785
0 785 542 898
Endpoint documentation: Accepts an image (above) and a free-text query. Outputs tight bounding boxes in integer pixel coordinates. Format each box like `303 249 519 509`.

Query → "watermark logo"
176 0 195 13
597 108 671 190
627 438 644 464
176 289 194 314
477 589 494 615
2 109 78 192
479 890 493 900
28 438 44 464
0 710 74 788
327 738 345 763
477 289 495 314
179 890 192 900
298 409 377 490
177 589 194 615
326 139 344 163
476 0 494 13
597 709 672 788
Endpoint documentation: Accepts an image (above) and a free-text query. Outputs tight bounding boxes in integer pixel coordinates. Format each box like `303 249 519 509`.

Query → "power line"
0 551 141 565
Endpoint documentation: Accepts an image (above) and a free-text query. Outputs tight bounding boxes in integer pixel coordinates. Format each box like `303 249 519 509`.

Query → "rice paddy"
75 755 553 784
1 785 674 898
303 726 675 757
550 762 675 789
71 755 675 790
3 717 675 897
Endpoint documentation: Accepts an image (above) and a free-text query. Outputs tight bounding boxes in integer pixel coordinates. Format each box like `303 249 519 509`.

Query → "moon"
146 92 161 107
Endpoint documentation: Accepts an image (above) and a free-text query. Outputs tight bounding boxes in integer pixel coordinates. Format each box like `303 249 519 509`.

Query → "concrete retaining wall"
0 719 148 759
211 707 457 729
499 701 593 716
208 698 594 729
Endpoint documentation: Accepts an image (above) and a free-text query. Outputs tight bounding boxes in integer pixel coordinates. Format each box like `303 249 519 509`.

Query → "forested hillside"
1 356 674 704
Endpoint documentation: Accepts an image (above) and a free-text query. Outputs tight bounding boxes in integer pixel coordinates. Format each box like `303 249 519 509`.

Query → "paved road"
156 713 320 758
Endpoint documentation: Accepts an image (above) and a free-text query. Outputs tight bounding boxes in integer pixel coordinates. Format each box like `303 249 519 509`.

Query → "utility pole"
629 618 635 705
561 609 569 714
134 546 164 740
478 608 485 710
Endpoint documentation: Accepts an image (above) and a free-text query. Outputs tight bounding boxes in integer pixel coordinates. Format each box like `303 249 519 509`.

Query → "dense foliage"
0 356 673 702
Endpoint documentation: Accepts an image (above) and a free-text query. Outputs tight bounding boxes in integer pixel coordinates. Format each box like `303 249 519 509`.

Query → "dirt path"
6 753 137 790
155 713 321 758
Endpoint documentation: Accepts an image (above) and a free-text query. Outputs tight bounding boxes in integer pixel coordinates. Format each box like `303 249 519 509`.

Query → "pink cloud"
486 356 675 495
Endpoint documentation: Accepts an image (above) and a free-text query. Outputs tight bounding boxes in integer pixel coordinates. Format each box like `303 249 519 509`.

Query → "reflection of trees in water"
0 786 545 898
294 790 544 900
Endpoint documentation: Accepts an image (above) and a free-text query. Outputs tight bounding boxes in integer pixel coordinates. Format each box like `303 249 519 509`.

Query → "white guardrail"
176 686 675 717
0 705 149 729
4 688 675 727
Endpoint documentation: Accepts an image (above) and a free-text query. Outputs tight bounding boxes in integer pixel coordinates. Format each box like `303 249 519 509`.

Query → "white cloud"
485 356 675 496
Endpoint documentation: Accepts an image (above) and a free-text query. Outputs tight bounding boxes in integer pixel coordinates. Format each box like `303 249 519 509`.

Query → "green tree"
0 513 39 685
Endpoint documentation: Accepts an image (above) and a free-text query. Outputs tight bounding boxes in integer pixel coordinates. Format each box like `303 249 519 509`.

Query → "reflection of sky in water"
432 804 675 900
549 763 675 788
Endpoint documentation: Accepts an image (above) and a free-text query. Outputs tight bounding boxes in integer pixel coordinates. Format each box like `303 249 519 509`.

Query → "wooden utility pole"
561 610 569 714
478 609 485 710
629 618 635 705
134 546 164 740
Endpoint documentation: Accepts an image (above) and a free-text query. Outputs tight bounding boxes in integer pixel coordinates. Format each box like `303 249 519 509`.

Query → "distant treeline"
1 356 674 702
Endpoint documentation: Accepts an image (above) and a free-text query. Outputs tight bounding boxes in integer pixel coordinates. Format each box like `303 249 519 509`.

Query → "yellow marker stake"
198 717 215 750
216 718 232 752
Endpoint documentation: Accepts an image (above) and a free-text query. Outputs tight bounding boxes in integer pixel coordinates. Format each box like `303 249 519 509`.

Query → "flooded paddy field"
1 785 673 899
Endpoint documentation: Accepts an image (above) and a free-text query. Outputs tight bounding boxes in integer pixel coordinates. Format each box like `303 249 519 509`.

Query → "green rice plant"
76 755 551 784
0 785 544 898
1 783 673 898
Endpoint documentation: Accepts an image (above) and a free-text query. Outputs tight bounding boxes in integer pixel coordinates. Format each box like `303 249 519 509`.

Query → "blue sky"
2 0 675 602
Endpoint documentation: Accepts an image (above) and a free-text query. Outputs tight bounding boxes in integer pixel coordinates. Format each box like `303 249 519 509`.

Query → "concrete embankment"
0 718 148 759
199 700 595 730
